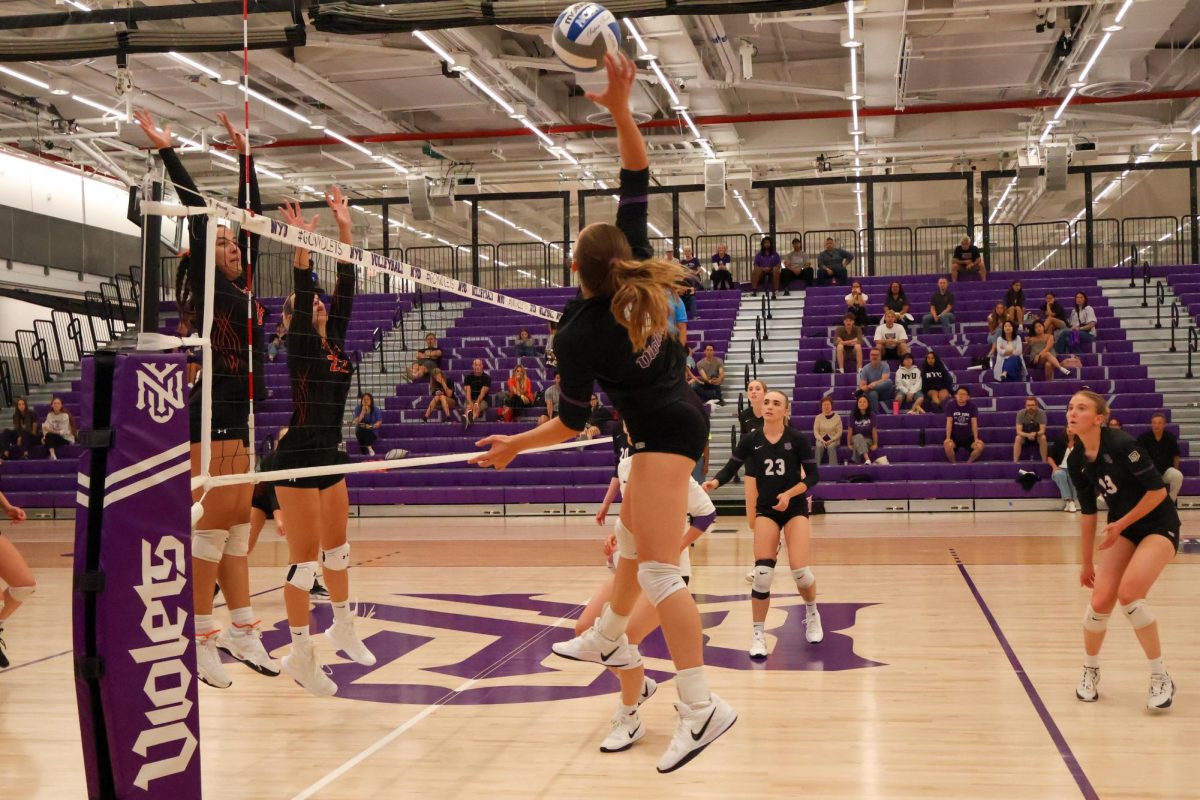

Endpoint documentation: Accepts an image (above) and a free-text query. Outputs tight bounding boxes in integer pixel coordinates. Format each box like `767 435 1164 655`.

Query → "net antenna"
240 0 258 469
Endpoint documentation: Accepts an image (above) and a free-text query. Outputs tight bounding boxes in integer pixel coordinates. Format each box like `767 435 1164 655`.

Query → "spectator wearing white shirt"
1054 291 1097 353
873 309 910 361
844 281 869 327
894 353 924 413
994 320 1024 382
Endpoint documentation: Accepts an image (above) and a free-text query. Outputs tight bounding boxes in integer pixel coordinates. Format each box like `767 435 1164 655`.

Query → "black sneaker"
0 631 9 669
310 580 330 603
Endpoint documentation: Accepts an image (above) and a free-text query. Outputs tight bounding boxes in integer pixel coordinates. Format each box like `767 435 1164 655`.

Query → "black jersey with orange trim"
552 167 690 432
159 146 267 399
284 261 356 446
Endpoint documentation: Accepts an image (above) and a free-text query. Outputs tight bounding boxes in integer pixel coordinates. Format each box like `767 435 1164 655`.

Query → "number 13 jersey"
1067 427 1180 536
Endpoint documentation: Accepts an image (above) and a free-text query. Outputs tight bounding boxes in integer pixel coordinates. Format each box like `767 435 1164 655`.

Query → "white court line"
289 605 582 800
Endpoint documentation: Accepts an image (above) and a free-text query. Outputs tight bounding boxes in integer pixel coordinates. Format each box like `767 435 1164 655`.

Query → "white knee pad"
791 566 815 591
1122 599 1155 630
637 560 687 606
321 542 351 572
1082 606 1110 633
192 529 229 564
286 561 318 591
224 523 251 557
6 584 35 603
751 559 776 599
614 520 638 561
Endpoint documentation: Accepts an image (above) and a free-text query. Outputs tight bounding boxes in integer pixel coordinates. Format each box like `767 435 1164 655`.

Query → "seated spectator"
1054 292 1097 353
834 314 865 374
847 395 879 465
943 386 985 464
268 322 287 362
1027 320 1073 379
581 394 614 440
986 302 1008 347
921 350 952 411
1037 292 1068 333
544 321 558 368
1012 396 1047 463
668 289 688 346
417 333 442 370
538 372 562 425
680 247 703 318
502 364 536 421
710 243 735 290
463 358 492 429
816 237 852 286
950 235 986 282
422 368 458 422
994 321 1024 382
1047 430 1080 512
1137 412 1183 501
921 277 956 335
844 280 870 327
353 392 382 456
813 397 842 465
883 281 912 329
873 309 909 361
514 328 538 357
41 397 76 460
2 397 39 460
1004 279 1026 325
857 347 894 415
895 353 924 413
750 236 781 297
781 238 812 294
408 360 429 382
693 344 726 406
683 344 702 388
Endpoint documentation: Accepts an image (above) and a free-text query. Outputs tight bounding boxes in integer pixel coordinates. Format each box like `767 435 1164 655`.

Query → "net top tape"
143 198 563 322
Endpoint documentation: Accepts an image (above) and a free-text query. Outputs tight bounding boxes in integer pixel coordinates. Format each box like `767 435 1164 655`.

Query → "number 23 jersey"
1067 427 1180 535
739 426 820 512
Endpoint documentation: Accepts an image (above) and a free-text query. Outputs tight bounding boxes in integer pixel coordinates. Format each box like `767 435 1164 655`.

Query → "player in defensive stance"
135 110 277 686
273 189 375 696
475 53 735 772
1068 390 1180 710
705 390 823 657
584 421 717 753
0 490 33 669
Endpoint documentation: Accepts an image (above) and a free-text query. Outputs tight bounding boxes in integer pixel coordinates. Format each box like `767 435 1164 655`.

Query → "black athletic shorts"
951 432 975 451
1120 523 1180 552
189 379 250 445
251 482 277 516
272 429 350 491
755 500 809 528
624 391 709 462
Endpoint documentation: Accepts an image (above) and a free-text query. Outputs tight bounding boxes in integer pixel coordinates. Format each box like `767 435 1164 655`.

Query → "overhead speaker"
1044 143 1068 191
408 175 432 221
705 160 726 208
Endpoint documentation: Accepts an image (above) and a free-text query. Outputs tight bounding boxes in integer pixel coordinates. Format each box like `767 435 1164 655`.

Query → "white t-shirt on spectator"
873 322 908 344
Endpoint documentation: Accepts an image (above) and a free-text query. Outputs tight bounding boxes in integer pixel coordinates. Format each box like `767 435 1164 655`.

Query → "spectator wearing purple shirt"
943 386 985 463
750 237 781 298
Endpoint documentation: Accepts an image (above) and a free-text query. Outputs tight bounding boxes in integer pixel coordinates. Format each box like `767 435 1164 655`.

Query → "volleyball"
552 2 621 73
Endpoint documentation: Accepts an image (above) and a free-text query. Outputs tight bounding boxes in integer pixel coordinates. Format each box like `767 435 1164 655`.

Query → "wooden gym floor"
2 511 1198 799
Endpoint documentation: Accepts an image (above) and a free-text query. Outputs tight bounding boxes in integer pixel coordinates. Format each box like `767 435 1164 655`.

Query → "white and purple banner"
72 352 200 799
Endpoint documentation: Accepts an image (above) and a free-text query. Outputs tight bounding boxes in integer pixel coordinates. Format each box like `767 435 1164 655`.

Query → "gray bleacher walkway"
707 291 805 507
1100 279 1200 509
350 301 469 405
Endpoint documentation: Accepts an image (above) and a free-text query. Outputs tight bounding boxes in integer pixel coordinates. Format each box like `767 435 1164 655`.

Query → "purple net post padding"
72 352 201 799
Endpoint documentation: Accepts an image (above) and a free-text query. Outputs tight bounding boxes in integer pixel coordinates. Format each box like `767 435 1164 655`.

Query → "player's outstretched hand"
279 201 319 232
217 112 248 155
133 110 173 150
472 434 519 470
584 52 636 115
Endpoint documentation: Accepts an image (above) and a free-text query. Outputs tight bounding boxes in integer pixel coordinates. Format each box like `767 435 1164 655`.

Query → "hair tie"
608 256 620 268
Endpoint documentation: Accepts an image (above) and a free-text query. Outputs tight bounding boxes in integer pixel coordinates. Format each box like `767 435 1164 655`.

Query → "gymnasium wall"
0 147 142 281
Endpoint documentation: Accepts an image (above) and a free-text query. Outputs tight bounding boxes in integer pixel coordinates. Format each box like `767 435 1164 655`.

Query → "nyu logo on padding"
135 364 185 423
248 593 884 706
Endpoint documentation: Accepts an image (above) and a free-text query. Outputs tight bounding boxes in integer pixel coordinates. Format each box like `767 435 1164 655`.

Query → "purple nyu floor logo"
243 593 884 705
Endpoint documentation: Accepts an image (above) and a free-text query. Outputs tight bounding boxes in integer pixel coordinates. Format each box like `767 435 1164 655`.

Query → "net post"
138 179 163 333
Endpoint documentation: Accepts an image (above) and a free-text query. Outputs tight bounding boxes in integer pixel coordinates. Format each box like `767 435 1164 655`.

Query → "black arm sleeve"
289 261 318 357
615 168 653 260
793 430 820 491
327 261 356 348
712 433 755 486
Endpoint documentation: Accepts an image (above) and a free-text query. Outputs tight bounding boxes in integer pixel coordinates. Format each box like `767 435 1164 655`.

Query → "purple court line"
0 583 285 677
949 548 1098 800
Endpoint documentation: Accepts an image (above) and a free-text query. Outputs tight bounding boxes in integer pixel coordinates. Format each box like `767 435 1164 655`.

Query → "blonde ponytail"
608 257 689 349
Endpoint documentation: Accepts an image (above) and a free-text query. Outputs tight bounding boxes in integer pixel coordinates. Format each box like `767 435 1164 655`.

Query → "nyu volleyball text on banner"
141 198 562 322
72 352 201 799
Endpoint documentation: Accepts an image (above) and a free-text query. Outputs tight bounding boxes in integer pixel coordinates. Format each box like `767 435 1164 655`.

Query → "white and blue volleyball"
552 2 621 73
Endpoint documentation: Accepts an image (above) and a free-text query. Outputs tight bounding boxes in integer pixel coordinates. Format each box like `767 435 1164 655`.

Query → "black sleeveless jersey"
285 261 356 447
1068 428 1180 535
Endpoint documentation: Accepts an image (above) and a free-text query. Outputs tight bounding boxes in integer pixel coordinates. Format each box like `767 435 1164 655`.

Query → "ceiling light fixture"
0 65 50 90
413 30 457 66
1100 11 1123 33
71 94 122 116
324 128 373 157
462 70 515 115
1078 31 1113 83
844 82 863 102
623 19 653 59
168 52 221 81
1113 0 1134 24
48 78 70 96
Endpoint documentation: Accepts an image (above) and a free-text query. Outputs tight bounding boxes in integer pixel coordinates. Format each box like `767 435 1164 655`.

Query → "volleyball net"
136 190 608 502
